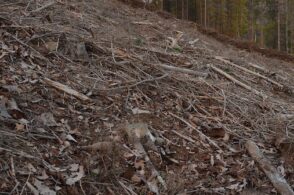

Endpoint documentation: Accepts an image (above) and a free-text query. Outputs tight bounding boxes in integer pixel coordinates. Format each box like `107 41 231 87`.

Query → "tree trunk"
277 0 281 51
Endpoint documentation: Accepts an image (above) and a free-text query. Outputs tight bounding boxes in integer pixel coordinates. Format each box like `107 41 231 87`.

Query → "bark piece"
44 78 90 101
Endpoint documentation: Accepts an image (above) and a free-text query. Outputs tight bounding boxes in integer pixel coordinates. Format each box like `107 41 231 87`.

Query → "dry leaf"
40 112 58 127
15 123 25 131
6 98 25 119
34 179 56 195
66 165 85 185
37 170 49 180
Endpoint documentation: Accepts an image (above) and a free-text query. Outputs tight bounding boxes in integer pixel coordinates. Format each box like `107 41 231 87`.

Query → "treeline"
162 0 294 54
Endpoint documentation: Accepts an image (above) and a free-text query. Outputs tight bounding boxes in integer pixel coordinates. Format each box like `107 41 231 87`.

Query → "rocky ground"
0 0 293 194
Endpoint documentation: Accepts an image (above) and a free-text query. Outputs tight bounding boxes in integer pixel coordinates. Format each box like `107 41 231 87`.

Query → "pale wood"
246 140 294 195
209 64 267 98
158 63 207 77
44 78 90 101
215 56 283 88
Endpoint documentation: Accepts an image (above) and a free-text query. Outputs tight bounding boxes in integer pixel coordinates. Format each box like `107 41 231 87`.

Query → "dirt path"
0 0 293 194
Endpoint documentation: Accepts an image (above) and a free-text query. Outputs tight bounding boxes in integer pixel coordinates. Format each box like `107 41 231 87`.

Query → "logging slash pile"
0 0 294 194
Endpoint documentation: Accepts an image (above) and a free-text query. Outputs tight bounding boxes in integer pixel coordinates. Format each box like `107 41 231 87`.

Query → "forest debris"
170 113 222 151
0 98 12 118
167 31 183 49
171 129 195 143
33 179 56 195
132 107 151 114
80 141 114 152
125 123 167 192
43 78 90 101
132 21 153 25
158 63 207 77
215 56 283 88
39 112 58 127
246 140 294 195
66 165 85 185
209 64 266 98
30 1 56 13
6 98 25 119
26 182 39 195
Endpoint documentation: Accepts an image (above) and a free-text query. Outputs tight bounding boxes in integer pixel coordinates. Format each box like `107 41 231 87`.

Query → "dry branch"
30 1 56 13
125 123 167 193
170 113 222 151
209 64 266 98
215 56 283 88
246 140 294 195
43 78 91 101
171 130 196 143
158 64 207 77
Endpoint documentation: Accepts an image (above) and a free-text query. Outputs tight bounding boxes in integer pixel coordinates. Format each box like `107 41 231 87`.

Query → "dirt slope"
0 0 293 194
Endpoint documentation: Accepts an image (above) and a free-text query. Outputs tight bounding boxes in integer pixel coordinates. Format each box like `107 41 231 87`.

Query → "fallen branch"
171 130 196 143
215 56 283 88
125 123 167 193
43 78 91 101
30 1 56 13
131 21 153 25
158 64 207 77
246 140 294 195
209 64 266 98
169 113 222 151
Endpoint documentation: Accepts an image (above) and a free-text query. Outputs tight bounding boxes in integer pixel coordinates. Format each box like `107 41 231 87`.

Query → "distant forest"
161 0 294 55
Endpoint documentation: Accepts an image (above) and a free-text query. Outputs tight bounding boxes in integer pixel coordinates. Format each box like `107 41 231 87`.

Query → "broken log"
43 78 91 101
246 140 294 195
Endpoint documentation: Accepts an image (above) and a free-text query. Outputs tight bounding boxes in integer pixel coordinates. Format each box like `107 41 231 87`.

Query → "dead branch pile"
0 0 293 194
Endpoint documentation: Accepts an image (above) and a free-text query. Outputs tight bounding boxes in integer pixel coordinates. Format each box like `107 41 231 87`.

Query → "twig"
4 32 53 66
107 73 168 90
10 157 16 177
30 1 56 13
171 130 196 143
215 56 283 88
0 147 38 159
43 78 91 101
209 64 267 98
158 63 207 77
118 180 138 195
169 113 222 151
246 140 294 195
20 171 31 195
